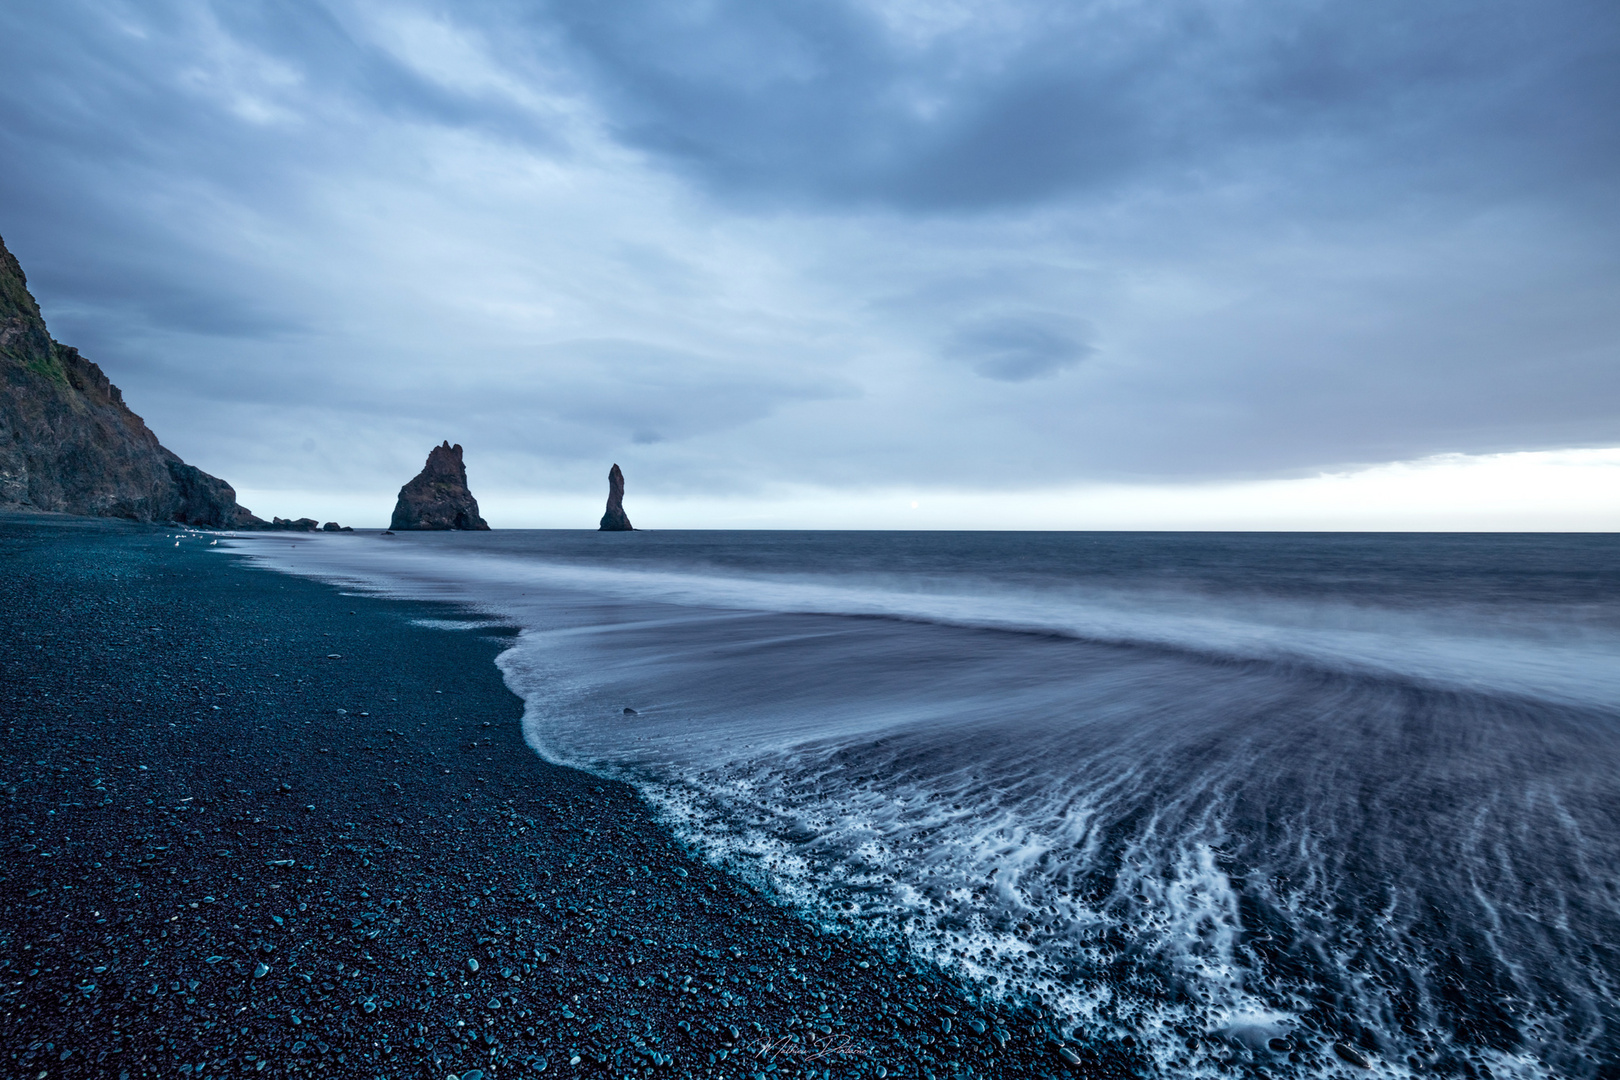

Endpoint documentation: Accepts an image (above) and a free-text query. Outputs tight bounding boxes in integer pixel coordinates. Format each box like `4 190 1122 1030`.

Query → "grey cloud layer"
1 0 1617 503
546 0 1620 208
945 315 1095 382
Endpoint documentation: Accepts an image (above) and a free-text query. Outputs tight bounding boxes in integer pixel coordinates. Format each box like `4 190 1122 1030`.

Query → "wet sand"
0 513 1139 1079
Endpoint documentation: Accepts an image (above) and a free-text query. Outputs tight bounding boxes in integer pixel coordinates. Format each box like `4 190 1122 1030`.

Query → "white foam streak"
224 533 1620 708
218 532 1611 1079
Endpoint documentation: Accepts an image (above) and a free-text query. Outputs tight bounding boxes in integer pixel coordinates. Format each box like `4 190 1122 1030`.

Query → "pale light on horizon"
235 445 1620 532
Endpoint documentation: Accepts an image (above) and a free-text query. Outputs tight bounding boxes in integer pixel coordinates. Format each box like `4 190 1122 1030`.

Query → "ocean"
225 529 1620 1078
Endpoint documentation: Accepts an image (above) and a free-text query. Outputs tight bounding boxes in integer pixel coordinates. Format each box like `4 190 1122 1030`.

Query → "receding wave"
228 535 1620 708
221 531 1620 1079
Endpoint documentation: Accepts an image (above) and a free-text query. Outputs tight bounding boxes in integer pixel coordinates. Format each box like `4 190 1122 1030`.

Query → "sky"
2 0 1617 528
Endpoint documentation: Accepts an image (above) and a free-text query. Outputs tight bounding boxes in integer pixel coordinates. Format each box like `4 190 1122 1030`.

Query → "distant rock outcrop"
0 233 263 528
390 441 490 530
599 463 633 531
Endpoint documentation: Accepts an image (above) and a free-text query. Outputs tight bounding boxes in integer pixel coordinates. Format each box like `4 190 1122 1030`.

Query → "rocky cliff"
390 441 490 530
0 233 263 527
599 463 633 531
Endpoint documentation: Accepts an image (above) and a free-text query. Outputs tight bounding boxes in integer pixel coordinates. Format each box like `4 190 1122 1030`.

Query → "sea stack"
390 441 490 530
599 463 633 531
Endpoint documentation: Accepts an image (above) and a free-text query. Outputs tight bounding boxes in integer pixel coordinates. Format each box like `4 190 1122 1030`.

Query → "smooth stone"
253 963 269 979
1055 1045 1081 1065
467 958 479 973
1334 1042 1372 1068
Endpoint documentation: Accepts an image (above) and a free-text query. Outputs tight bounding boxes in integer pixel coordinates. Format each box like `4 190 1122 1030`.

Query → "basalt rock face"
390 441 490 530
166 460 263 529
599 463 633 531
0 233 263 527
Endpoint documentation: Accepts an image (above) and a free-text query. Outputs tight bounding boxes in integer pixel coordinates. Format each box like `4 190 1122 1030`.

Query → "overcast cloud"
1 0 1617 523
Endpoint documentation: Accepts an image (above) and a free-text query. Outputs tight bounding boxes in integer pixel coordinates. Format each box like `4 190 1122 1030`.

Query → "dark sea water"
229 530 1620 1078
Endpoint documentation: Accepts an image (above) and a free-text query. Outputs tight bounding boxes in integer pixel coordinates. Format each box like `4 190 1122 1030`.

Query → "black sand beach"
1 515 1137 1080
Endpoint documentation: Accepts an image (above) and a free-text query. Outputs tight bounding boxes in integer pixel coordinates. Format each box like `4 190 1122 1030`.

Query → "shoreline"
0 513 1138 1080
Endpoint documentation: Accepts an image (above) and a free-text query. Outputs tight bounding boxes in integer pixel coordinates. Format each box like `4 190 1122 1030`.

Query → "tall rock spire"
598 463 633 531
